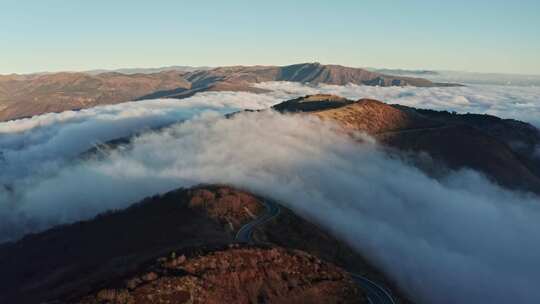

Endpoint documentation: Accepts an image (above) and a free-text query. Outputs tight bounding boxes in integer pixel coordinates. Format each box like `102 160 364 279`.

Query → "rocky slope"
274 94 540 194
0 186 261 303
251 204 410 303
0 63 455 121
0 185 379 304
78 246 364 304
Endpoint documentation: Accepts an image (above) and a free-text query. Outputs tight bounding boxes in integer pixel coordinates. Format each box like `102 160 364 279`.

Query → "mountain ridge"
272 94 540 194
0 185 376 304
0 62 460 122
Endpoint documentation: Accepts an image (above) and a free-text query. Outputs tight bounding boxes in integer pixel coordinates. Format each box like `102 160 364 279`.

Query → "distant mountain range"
83 65 212 75
0 62 459 122
371 68 540 86
368 68 439 76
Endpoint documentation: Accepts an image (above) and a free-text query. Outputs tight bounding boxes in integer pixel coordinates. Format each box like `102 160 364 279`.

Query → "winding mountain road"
235 199 396 304
235 199 280 243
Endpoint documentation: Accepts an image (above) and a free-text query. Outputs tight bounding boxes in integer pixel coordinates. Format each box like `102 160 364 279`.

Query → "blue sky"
1 0 539 74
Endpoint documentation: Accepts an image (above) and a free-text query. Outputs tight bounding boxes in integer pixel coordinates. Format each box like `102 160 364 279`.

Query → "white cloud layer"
1 83 540 304
255 82 540 127
2 81 539 182
1 110 540 304
0 91 283 185
375 69 540 87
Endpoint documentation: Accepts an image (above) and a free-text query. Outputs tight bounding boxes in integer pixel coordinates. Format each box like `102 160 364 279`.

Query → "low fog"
374 69 540 87
255 82 540 128
1 85 540 303
0 91 283 184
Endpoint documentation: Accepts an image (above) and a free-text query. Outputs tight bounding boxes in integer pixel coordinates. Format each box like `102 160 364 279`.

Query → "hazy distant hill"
372 68 540 86
369 68 439 76
0 62 458 122
0 71 192 121
83 65 212 75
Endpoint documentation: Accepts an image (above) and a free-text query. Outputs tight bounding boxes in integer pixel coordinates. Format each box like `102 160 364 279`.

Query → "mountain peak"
272 94 354 113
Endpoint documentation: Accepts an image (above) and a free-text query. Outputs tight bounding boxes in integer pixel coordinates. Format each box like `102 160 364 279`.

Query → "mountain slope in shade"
273 94 540 194
0 63 456 122
0 185 380 304
0 185 239 303
394 106 540 178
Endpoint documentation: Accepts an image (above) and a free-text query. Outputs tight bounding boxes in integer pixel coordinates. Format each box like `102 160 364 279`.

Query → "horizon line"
2 62 540 77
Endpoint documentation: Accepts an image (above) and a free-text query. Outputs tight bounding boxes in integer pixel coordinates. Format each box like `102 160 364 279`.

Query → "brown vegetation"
0 185 382 303
0 71 191 121
0 63 449 121
252 207 412 303
187 186 264 230
0 185 263 303
78 246 365 304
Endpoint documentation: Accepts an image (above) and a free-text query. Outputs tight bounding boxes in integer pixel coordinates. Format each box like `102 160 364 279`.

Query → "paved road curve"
235 199 395 304
351 274 396 304
235 199 280 243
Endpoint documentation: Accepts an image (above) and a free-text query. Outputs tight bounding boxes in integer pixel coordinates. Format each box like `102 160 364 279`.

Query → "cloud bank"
2 81 539 182
2 109 540 303
374 69 540 87
255 82 540 127
0 91 283 185
1 83 540 303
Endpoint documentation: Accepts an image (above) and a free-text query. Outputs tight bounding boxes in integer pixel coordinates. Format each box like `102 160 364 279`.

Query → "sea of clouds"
374 69 540 87
1 82 540 303
255 81 540 128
